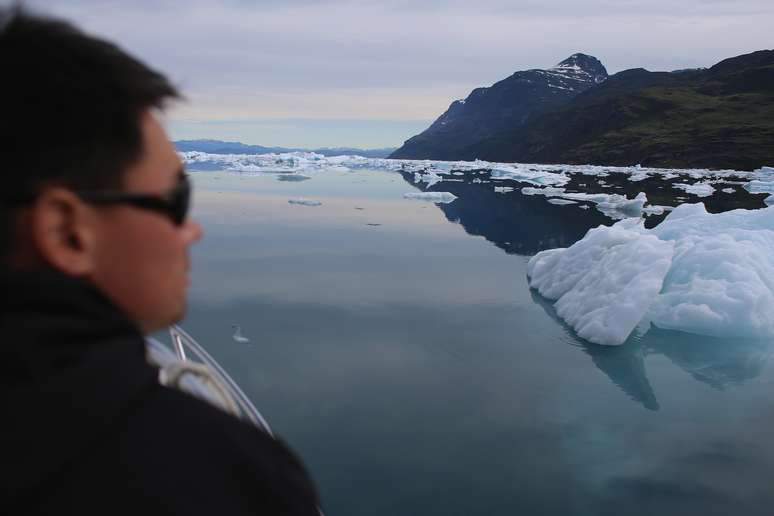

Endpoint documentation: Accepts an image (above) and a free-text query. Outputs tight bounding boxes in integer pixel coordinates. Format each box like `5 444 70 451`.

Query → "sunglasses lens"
172 176 191 225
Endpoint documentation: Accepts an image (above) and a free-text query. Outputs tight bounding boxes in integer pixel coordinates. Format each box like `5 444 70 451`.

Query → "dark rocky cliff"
390 53 607 160
392 50 774 171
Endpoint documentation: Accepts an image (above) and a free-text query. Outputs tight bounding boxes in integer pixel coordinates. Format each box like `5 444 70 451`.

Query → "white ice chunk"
232 325 250 343
647 204 774 339
494 186 515 193
403 192 458 203
744 180 774 195
521 188 649 220
180 152 758 190
521 186 566 196
722 188 735 194
489 165 570 187
629 171 650 182
528 218 674 345
642 205 673 215
741 167 774 201
529 204 774 344
754 166 774 178
288 198 322 206
414 170 444 188
548 199 578 205
595 192 648 219
674 182 715 197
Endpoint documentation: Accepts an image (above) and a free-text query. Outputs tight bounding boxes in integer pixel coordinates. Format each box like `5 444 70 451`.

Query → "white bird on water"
232 325 250 343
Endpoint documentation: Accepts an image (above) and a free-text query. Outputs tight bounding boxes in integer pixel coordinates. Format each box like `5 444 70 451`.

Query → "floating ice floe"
548 199 577 205
181 152 773 210
414 170 443 188
181 150 770 190
494 186 515 193
232 325 250 343
722 187 735 194
276 174 311 182
521 187 649 219
528 204 774 345
641 205 672 215
743 167 774 206
182 151 766 185
288 198 322 206
673 182 715 197
403 192 458 203
488 164 570 187
744 180 774 195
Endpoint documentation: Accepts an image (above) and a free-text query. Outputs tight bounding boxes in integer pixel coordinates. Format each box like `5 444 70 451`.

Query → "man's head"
0 8 202 332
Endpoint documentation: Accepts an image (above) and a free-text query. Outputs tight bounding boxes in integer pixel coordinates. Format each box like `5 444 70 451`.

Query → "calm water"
179 167 774 516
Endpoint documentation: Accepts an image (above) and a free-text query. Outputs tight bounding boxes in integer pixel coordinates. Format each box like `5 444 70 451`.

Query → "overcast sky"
15 0 774 148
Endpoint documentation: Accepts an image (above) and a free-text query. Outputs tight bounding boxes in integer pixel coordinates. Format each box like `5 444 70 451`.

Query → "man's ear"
29 187 99 276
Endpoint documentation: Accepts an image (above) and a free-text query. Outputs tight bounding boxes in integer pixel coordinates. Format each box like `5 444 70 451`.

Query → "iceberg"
521 187 650 220
414 170 443 188
489 164 570 187
744 180 774 195
742 166 774 201
288 198 322 206
528 204 774 345
403 192 457 203
674 182 715 197
528 219 674 346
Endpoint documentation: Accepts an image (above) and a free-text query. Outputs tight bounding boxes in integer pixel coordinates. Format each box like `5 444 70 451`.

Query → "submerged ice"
528 204 774 346
403 192 457 203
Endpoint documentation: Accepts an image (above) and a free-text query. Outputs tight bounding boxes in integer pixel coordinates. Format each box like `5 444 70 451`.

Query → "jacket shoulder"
35 384 322 516
117 384 321 514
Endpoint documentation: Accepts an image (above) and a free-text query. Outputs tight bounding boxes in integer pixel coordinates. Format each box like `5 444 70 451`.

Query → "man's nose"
183 218 203 244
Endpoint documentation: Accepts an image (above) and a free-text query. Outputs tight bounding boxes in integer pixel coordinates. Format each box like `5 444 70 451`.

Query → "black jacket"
1 270 320 515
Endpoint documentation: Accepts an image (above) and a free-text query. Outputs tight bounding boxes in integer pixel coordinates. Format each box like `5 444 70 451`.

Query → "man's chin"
138 301 187 335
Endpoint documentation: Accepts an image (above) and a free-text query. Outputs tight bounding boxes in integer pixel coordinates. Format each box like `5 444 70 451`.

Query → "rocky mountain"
482 50 774 170
392 50 774 171
175 139 396 158
390 53 608 160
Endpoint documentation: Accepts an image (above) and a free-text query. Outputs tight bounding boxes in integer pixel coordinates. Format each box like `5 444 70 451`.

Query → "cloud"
11 0 774 145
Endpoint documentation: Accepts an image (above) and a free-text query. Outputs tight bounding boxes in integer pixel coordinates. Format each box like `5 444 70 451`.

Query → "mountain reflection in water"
395 169 774 411
398 170 611 255
184 168 774 516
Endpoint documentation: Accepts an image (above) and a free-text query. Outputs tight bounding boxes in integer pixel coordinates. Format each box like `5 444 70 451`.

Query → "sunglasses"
75 172 191 226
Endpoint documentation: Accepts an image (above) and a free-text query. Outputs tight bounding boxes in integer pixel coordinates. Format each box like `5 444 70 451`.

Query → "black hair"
0 6 180 260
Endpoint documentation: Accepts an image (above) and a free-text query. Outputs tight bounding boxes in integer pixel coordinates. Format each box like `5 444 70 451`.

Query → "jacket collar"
0 268 158 504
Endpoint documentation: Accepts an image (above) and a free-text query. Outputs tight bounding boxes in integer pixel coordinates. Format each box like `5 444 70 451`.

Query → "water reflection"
530 290 774 411
645 327 772 391
183 167 774 515
398 170 609 255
